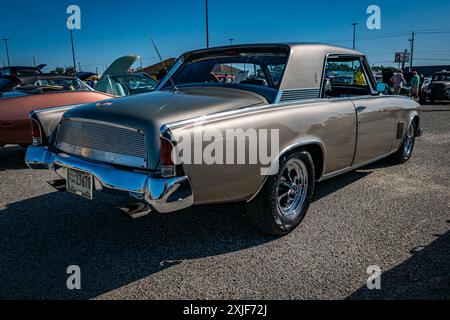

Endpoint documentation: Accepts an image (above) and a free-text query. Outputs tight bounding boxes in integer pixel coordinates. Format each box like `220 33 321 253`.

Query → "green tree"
50 67 65 75
64 66 77 75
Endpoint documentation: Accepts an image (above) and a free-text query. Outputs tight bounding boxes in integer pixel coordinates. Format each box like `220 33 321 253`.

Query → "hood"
62 86 268 169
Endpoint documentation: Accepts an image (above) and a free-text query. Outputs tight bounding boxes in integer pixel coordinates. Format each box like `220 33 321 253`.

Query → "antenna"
151 38 177 91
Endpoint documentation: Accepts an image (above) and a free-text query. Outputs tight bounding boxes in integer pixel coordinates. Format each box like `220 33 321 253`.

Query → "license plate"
67 168 93 200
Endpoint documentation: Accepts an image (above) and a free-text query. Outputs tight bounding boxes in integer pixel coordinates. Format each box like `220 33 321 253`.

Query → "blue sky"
1 0 450 73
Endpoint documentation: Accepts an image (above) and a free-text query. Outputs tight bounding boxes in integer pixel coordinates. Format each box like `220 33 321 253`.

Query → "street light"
205 0 209 48
69 29 77 71
2 38 10 66
228 38 234 45
351 23 358 50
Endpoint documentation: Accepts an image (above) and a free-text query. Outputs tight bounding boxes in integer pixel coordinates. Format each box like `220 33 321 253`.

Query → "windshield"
110 74 157 95
165 49 288 90
432 73 450 81
34 78 91 90
15 78 93 93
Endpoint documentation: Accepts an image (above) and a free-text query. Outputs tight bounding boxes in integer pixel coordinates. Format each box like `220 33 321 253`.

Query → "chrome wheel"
404 123 415 157
276 158 308 218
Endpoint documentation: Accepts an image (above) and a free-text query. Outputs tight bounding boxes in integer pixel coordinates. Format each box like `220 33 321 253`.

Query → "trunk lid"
60 87 268 169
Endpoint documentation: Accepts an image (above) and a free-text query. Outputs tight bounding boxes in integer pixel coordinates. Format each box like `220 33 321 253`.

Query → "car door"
351 96 395 164
351 58 395 164
323 55 395 166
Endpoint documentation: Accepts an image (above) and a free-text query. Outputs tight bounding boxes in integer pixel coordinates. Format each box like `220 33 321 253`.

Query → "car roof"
179 43 364 91
182 42 363 58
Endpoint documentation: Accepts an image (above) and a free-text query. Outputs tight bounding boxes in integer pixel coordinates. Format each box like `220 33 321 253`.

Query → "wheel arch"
408 110 420 136
247 140 325 203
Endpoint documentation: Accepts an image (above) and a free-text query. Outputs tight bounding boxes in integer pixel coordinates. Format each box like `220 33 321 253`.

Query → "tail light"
160 137 176 177
31 119 43 146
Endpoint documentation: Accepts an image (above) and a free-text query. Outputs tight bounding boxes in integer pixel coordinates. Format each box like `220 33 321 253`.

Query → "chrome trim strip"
56 141 147 169
30 104 84 116
247 144 397 203
320 149 397 181
25 146 194 213
162 98 324 131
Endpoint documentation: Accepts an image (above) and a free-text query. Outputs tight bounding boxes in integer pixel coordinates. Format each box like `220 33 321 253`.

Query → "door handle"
355 106 367 113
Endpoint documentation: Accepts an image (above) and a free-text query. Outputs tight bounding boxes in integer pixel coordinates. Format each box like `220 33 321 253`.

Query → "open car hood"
94 55 140 95
102 55 139 75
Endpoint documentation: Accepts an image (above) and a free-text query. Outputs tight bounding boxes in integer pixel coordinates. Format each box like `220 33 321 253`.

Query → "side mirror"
376 82 387 93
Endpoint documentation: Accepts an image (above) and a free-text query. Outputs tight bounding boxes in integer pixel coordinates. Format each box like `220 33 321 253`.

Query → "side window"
322 56 372 98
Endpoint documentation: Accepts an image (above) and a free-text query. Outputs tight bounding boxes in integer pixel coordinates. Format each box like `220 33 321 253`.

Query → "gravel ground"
0 104 449 300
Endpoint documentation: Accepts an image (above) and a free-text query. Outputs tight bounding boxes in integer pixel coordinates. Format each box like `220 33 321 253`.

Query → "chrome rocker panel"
25 146 194 213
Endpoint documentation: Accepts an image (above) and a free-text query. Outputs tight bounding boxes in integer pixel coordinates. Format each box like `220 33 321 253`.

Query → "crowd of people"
384 69 424 99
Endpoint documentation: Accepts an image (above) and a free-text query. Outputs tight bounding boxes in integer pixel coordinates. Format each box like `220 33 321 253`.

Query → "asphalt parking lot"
0 104 449 300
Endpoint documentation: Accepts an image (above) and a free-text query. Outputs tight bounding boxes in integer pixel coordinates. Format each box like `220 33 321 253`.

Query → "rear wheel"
246 150 315 236
390 121 416 164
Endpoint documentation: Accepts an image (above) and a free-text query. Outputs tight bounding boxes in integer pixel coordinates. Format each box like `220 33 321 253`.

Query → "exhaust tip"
118 202 152 219
47 179 67 192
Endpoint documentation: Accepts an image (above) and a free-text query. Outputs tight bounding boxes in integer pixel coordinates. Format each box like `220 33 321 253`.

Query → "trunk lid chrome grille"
55 119 147 168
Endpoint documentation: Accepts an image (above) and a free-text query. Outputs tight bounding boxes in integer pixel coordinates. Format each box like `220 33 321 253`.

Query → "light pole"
351 23 358 50
2 39 10 66
69 29 77 71
228 38 234 45
409 31 415 72
205 0 209 48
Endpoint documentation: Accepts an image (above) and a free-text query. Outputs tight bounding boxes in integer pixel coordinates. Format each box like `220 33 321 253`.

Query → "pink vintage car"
0 74 113 147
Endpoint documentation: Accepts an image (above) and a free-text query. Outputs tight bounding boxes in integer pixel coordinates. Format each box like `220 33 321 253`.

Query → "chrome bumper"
25 146 194 213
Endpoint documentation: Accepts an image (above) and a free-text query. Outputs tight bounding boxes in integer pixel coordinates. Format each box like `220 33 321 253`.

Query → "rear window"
165 49 289 89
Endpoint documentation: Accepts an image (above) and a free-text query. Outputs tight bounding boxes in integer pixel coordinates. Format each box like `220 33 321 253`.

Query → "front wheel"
246 150 315 236
390 121 416 164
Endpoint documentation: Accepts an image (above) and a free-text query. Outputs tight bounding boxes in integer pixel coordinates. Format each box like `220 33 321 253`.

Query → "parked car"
420 71 450 104
0 74 113 147
0 64 46 77
419 77 432 104
94 55 158 96
26 43 421 235
95 72 158 96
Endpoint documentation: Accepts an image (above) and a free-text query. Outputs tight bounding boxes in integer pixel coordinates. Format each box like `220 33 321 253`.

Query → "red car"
0 75 113 147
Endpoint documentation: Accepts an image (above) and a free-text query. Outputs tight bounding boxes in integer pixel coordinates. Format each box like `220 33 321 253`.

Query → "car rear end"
25 112 194 214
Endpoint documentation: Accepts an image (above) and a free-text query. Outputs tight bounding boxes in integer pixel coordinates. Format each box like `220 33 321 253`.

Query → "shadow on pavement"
0 190 274 299
0 149 402 299
347 221 450 299
0 146 28 171
314 170 371 201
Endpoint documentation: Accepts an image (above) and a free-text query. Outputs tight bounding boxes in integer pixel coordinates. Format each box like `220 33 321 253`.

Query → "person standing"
391 71 405 95
411 71 421 99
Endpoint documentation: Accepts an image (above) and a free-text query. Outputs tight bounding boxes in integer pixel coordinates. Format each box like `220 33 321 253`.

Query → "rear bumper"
25 146 194 213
